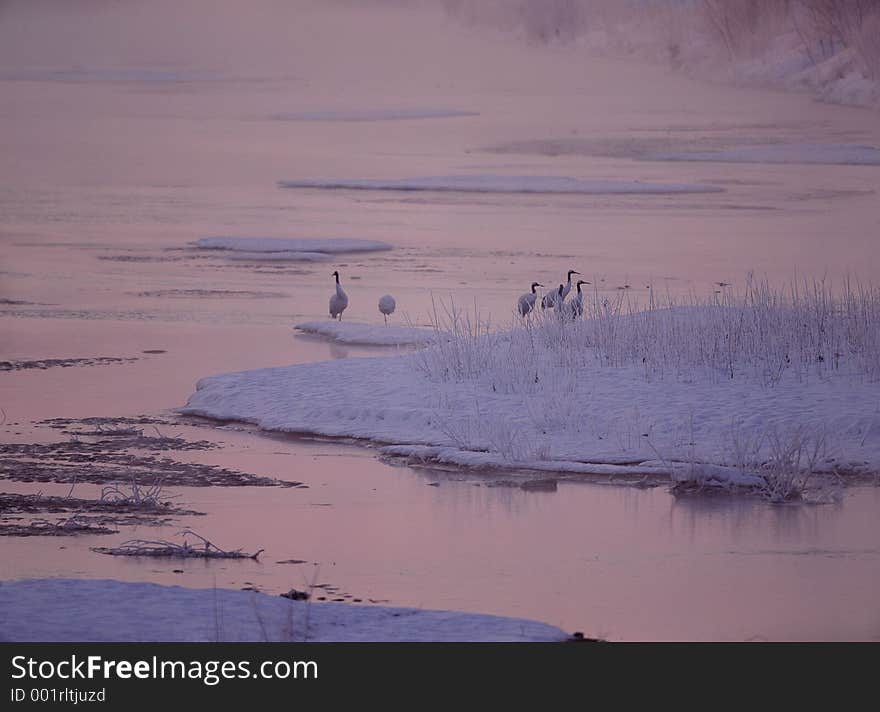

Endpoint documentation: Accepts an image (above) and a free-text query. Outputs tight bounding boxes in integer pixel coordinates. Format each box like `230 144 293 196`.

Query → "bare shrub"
758 425 836 502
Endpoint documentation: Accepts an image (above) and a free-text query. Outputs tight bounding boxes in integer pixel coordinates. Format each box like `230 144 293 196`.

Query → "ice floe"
273 108 478 122
279 175 724 195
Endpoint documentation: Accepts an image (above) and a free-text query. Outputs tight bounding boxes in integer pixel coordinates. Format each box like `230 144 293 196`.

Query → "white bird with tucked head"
517 282 543 316
378 294 396 325
542 269 580 309
329 270 348 320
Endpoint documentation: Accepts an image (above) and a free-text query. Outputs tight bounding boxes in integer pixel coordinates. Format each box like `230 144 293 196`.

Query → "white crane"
542 269 580 309
329 270 348 320
378 294 396 324
517 282 544 317
567 280 590 319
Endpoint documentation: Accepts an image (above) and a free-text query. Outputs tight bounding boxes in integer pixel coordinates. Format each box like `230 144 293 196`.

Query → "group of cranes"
328 270 396 324
326 267 589 325
518 269 589 319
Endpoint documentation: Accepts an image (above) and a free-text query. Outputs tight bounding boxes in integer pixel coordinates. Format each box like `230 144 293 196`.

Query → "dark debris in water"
0 520 118 537
0 491 204 538
280 588 310 601
0 492 201 517
0 356 137 372
39 415 181 431
0 435 302 488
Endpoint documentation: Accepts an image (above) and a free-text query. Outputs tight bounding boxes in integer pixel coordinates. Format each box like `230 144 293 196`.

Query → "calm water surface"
1 1 878 640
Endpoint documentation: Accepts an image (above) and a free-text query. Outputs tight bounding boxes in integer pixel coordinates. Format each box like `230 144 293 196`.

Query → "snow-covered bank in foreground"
194 237 393 255
279 175 724 195
0 579 566 642
296 321 436 346
183 290 880 494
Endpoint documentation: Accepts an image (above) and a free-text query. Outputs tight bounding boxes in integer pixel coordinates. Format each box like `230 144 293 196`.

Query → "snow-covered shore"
183 299 880 490
0 579 567 642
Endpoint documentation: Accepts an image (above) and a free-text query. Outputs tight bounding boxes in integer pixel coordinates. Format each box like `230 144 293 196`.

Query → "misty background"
2 1 877 107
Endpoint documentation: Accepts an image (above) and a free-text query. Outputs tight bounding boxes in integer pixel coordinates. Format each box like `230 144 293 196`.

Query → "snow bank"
279 175 724 195
195 237 392 254
652 143 880 166
181 329 880 483
273 108 478 122
0 579 566 642
296 321 436 346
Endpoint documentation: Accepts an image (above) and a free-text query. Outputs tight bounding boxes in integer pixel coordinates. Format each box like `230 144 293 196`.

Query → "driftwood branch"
92 529 263 559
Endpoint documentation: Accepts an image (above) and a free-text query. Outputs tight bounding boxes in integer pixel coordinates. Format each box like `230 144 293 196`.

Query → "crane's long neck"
334 273 340 285
531 284 538 294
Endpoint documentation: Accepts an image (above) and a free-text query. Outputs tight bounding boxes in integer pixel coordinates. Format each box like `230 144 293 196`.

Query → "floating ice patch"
273 108 478 122
296 321 437 346
650 143 880 165
278 175 724 195
195 237 392 254
0 579 566 642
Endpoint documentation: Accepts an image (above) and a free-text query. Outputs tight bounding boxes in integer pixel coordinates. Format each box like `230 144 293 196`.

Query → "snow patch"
279 175 724 195
296 321 436 346
0 578 566 642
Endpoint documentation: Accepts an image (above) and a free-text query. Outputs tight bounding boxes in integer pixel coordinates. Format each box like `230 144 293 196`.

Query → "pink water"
1 0 879 640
